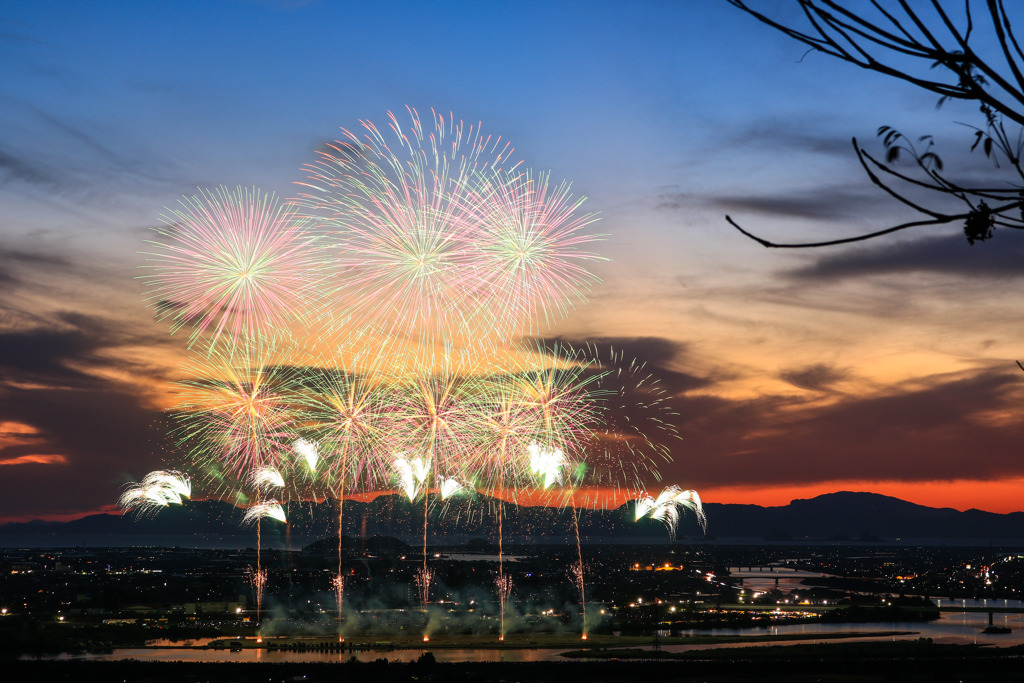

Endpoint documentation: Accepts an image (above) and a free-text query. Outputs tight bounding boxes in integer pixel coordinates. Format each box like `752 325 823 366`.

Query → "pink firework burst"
470 169 604 337
145 186 323 348
295 108 518 350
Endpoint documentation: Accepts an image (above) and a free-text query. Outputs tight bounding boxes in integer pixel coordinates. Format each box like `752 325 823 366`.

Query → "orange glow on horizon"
699 479 1024 515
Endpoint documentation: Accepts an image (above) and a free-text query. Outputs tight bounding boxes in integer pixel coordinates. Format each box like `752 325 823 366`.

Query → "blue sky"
3 0 1024 520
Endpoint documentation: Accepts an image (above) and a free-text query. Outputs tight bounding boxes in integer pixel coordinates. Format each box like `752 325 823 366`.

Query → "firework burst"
295 108 517 353
144 186 322 348
471 169 603 336
118 470 192 517
242 500 287 526
173 338 301 486
250 466 285 490
634 485 706 539
293 437 320 472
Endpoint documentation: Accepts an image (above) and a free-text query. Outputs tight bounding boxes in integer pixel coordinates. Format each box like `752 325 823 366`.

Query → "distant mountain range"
2 492 1022 546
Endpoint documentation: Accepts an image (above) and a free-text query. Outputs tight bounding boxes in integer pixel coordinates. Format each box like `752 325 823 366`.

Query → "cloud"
780 363 848 392
0 246 74 292
0 312 112 385
0 454 68 466
692 185 881 221
662 366 1024 489
0 311 170 518
0 148 55 188
715 118 857 159
789 231 1024 281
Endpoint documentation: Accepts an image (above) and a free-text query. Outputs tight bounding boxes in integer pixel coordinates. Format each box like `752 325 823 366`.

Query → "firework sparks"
634 485 707 539
295 108 518 354
250 566 268 623
392 454 429 501
144 186 321 348
173 338 301 484
331 573 345 618
414 566 434 606
250 466 285 490
118 470 192 517
472 169 603 336
242 500 287 526
293 437 320 472
528 442 564 489
568 556 587 638
496 573 513 640
141 470 192 501
438 476 465 500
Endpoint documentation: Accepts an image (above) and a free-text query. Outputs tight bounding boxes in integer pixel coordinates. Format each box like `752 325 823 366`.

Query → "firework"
144 186 322 348
118 483 176 517
250 566 268 623
580 343 682 497
292 350 398 494
250 466 285 490
634 485 707 539
392 454 429 501
173 338 300 485
290 351 398 639
516 342 606 477
471 169 603 336
242 500 287 526
496 572 513 641
119 470 192 517
568 554 588 639
141 470 192 501
528 442 564 489
414 566 434 606
293 437 320 472
331 573 345 619
295 109 517 353
438 476 466 500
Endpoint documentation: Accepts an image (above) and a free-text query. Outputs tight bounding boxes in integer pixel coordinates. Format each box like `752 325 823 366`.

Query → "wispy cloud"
780 363 848 393
789 232 1024 281
0 454 67 466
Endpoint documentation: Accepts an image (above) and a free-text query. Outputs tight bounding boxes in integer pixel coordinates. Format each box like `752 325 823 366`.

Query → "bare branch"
725 1 1024 248
725 214 969 249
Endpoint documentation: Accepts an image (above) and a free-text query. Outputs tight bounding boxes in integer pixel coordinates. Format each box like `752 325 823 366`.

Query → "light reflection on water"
678 610 1024 647
29 647 554 664
24 611 1024 663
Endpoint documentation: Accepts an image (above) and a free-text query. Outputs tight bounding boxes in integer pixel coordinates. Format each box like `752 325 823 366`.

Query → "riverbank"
11 640 1024 682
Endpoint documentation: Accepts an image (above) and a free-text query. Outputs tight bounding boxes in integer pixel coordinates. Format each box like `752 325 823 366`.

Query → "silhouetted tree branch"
728 0 1024 247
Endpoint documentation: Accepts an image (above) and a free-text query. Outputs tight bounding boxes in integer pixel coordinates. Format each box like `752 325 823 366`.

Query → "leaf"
970 130 984 152
886 147 902 163
921 152 944 171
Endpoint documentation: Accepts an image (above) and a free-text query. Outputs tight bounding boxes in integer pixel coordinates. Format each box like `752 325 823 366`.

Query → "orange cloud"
0 421 42 448
0 454 68 466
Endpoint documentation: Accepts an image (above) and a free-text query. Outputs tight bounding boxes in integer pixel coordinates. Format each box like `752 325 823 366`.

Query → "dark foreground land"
11 641 1024 683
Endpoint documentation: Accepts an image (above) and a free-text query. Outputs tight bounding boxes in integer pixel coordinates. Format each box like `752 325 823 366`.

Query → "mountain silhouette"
1 491 1021 545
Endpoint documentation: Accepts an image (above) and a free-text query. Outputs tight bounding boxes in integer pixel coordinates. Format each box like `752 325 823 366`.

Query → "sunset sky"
2 0 1023 522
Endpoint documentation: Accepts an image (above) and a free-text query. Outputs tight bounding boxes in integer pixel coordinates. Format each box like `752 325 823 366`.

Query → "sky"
2 0 1024 522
